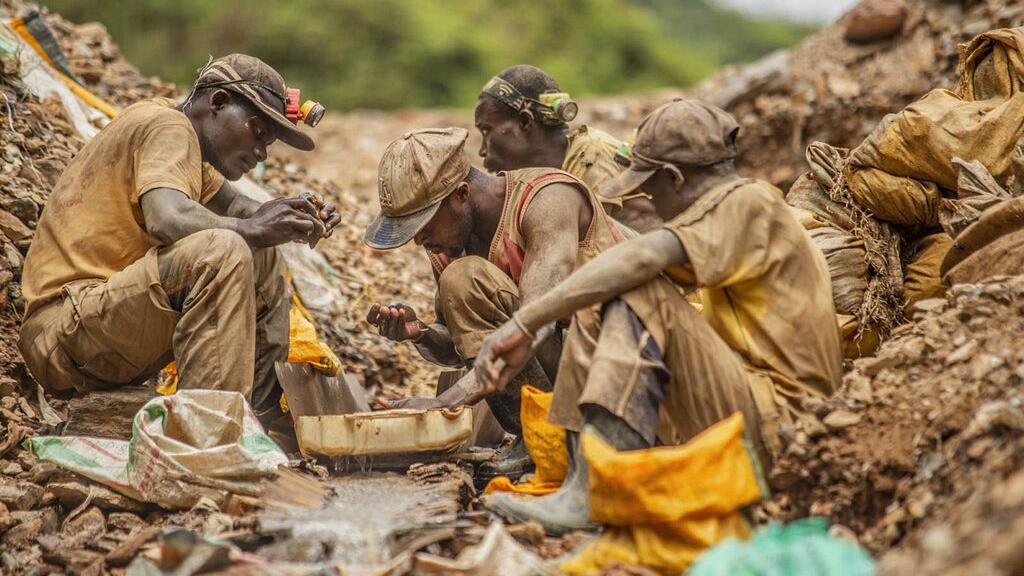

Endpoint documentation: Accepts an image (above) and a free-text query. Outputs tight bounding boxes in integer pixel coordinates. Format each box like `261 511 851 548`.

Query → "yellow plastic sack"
560 413 764 575
959 27 1024 101
157 293 341 398
485 385 567 496
847 167 942 228
837 314 881 359
902 232 953 313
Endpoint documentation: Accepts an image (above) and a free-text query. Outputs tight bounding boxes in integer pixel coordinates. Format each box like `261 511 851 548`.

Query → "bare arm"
472 229 690 392
517 182 592 305
140 187 325 248
205 180 263 218
516 229 689 333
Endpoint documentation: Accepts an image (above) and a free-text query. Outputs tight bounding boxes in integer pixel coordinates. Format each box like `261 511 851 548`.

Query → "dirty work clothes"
564 125 662 233
19 229 290 416
22 98 224 317
550 178 843 463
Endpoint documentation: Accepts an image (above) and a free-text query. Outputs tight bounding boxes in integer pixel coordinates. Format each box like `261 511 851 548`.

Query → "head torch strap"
481 76 567 126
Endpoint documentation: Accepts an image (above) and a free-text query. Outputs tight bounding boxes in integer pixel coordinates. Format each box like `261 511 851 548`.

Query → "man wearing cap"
18 54 338 424
474 99 843 534
474 64 662 233
364 127 627 480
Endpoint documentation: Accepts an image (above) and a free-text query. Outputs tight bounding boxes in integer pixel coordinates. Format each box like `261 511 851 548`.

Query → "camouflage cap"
599 98 739 199
364 128 471 250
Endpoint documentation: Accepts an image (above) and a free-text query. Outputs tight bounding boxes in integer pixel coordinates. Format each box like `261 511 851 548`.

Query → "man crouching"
18 54 339 426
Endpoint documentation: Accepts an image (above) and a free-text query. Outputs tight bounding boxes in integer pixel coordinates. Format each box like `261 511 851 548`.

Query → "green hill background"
42 0 813 111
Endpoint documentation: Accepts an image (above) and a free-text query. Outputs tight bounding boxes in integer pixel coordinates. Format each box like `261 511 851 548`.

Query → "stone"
64 386 157 439
47 481 147 513
824 410 863 429
946 340 979 366
0 478 43 511
844 0 907 44
106 526 160 567
0 198 38 225
0 209 31 243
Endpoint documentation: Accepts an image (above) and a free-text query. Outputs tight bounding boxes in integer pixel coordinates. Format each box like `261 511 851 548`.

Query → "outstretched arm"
475 229 690 391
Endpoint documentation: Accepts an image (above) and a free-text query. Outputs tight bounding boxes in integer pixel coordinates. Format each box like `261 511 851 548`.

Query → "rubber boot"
484 406 649 535
476 358 552 486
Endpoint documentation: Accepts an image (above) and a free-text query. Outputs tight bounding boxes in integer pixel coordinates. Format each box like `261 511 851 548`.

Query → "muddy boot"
484 406 649 536
476 358 552 485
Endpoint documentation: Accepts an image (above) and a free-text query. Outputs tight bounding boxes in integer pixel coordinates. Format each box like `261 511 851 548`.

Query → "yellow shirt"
663 178 843 403
22 98 224 317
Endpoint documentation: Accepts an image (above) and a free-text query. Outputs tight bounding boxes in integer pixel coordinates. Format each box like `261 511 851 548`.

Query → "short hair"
495 64 561 101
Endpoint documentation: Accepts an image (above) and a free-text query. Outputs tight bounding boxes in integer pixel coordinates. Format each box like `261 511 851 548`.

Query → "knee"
438 256 492 302
194 229 252 271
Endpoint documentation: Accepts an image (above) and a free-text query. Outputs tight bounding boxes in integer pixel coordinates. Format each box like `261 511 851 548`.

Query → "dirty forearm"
515 230 688 333
206 181 262 218
140 187 242 246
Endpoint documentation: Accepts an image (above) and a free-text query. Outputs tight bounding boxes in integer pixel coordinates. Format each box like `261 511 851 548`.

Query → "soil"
0 0 1022 573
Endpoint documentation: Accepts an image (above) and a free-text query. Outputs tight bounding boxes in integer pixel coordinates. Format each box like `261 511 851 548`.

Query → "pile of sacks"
788 27 1024 356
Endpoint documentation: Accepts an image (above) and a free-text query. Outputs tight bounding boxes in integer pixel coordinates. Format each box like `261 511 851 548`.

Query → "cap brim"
256 100 315 151
598 165 657 199
363 200 443 250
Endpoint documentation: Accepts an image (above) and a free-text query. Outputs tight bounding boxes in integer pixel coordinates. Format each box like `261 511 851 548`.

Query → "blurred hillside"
40 0 812 111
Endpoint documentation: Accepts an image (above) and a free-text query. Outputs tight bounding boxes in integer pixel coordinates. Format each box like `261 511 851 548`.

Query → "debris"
844 0 908 44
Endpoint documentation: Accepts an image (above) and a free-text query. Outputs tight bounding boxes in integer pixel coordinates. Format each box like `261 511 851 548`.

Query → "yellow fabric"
563 125 629 208
661 179 844 405
22 98 225 317
560 413 761 575
157 291 341 401
485 386 567 496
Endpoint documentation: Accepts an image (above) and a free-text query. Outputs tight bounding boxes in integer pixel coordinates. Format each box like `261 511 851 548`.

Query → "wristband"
512 314 536 341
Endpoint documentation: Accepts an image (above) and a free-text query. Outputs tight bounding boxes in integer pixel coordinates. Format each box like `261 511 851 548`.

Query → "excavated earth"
0 0 1022 574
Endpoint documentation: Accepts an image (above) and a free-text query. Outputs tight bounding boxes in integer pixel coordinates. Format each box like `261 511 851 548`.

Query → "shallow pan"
295 407 473 458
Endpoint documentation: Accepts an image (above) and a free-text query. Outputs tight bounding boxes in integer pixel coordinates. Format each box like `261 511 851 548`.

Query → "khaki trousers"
19 229 290 416
549 278 784 466
436 256 558 434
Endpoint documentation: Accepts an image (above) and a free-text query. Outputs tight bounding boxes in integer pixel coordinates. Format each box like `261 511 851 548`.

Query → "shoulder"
119 98 193 135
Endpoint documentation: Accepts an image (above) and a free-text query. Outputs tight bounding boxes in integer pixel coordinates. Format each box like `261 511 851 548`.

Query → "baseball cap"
599 98 739 199
188 54 315 151
364 128 471 250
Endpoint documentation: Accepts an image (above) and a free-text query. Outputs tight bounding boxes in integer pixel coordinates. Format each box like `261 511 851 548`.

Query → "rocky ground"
0 0 1022 574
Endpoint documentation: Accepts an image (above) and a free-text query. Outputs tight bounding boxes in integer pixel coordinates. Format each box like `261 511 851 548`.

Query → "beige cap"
364 127 471 249
599 98 739 199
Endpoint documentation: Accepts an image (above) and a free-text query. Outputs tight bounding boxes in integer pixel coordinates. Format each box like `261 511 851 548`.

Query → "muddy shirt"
22 98 224 317
661 178 843 404
563 125 626 210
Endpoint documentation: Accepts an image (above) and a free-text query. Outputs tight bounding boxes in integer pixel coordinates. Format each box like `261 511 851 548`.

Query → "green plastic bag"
685 518 875 576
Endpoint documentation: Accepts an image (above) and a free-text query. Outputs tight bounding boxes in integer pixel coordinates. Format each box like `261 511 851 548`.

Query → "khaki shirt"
22 98 224 317
663 178 843 403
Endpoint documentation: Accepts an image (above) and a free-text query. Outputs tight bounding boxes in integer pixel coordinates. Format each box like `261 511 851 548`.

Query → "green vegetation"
42 0 813 111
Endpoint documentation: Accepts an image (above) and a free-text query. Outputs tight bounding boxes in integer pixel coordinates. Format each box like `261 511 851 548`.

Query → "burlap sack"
848 89 1024 201
942 195 1024 275
808 226 869 317
902 233 953 313
959 27 1024 101
944 227 1024 285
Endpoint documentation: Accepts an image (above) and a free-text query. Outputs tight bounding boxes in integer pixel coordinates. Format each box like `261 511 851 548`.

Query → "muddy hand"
474 318 531 395
366 303 424 342
301 192 341 238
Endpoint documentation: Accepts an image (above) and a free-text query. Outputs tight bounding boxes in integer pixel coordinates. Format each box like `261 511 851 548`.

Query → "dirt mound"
762 278 1024 570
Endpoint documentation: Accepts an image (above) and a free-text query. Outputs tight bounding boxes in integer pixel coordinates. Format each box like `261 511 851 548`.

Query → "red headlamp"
284 88 326 127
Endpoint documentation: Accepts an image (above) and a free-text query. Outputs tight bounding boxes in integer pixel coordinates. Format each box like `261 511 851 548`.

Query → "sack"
808 227 868 316
942 195 1024 274
849 89 1024 196
560 414 763 575
27 390 286 509
685 517 875 576
838 314 881 359
485 385 567 496
959 27 1024 101
902 233 953 312
945 227 1024 285
847 166 942 228
940 157 1013 238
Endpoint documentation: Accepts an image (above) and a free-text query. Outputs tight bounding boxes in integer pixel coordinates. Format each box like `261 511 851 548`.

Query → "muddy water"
259 472 458 571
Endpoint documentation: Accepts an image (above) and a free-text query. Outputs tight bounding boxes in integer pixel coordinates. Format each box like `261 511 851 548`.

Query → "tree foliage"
43 0 812 110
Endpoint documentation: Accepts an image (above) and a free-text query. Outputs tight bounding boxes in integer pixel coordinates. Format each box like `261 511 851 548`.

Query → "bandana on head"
481 76 567 126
